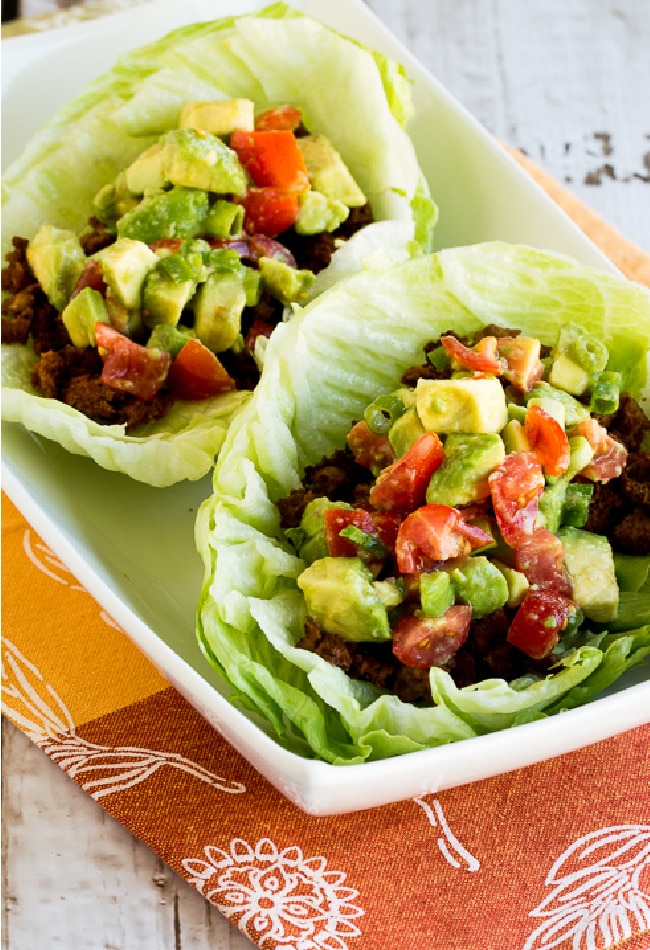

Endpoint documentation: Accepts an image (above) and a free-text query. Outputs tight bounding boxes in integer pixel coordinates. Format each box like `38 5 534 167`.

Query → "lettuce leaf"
196 241 650 762
2 3 434 486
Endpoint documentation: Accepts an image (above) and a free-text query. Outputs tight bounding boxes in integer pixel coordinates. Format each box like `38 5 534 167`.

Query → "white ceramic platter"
2 0 648 816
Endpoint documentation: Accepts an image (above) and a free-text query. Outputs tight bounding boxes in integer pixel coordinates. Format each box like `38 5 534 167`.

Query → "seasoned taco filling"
1 101 373 432
278 325 650 705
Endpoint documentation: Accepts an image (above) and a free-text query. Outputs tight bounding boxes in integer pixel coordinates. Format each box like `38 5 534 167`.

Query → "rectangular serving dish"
2 0 648 815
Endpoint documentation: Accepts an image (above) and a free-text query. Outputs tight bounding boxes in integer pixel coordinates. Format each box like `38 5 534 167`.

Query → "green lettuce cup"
1 2 435 487
196 241 650 763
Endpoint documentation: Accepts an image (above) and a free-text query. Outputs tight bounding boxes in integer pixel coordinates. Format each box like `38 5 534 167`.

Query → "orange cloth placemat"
3 156 650 950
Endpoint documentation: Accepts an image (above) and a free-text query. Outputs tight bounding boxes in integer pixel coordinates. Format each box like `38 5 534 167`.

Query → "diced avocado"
548 352 590 396
258 256 315 306
117 187 210 245
104 294 144 339
561 481 593 528
416 376 508 434
125 143 165 194
26 225 86 312
525 383 591 426
492 560 529 608
93 172 139 224
507 403 527 424
297 133 366 207
147 323 193 358
449 556 509 619
537 479 567 534
420 571 454 617
287 497 352 566
142 255 197 328
161 128 247 195
558 526 619 622
373 578 406 609
295 189 349 234
566 435 595 479
502 419 530 454
555 322 609 374
426 433 505 507
242 267 262 307
61 287 108 347
193 268 247 352
179 98 255 134
297 556 391 642
389 407 426 457
94 238 158 310
527 394 566 428
203 200 245 239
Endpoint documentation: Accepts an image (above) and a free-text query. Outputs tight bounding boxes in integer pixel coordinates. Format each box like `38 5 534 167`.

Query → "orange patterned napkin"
3 157 650 950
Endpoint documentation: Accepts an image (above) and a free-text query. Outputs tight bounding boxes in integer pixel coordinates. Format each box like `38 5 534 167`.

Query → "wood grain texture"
3 2 649 949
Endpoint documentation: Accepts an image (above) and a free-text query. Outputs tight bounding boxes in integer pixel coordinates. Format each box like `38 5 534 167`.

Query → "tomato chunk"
392 606 472 669
514 527 573 597
324 508 382 559
237 188 301 238
166 338 235 400
230 130 309 192
254 105 303 131
507 589 577 659
94 323 170 400
395 504 492 573
524 403 571 477
488 451 545 546
571 418 627 483
441 334 504 375
369 433 445 512
346 420 395 472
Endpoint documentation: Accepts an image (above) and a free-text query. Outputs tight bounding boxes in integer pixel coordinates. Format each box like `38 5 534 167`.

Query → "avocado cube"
142 268 196 328
420 571 454 617
389 407 426 457
426 433 505 507
548 353 590 396
125 143 166 195
193 268 247 353
525 383 590 427
449 556 509 619
297 133 366 207
117 187 210 245
95 238 158 310
558 527 619 622
502 419 530 454
258 256 315 306
297 556 391 642
566 435 595 479
179 98 255 135
537 479 568 534
161 128 247 196
61 287 108 347
416 376 508 435
295 189 349 235
527 394 566 428
26 225 86 312
147 323 193 359
492 560 529 608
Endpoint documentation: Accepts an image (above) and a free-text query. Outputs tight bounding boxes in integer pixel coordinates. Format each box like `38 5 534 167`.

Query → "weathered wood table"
2 1 649 948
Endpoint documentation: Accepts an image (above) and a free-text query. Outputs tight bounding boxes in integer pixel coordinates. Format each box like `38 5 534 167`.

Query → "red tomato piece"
372 511 403 553
369 433 445 512
440 334 504 375
392 606 472 669
496 335 544 392
488 451 545 546
324 508 380 558
94 323 170 400
346 420 395 472
571 418 627 483
237 188 301 238
524 403 571 477
230 130 309 192
395 504 492 573
507 589 577 659
166 338 235 400
254 105 303 131
514 527 573 597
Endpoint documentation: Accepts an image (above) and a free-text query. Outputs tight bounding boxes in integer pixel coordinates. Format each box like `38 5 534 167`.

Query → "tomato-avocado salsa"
277 324 650 704
1 101 373 431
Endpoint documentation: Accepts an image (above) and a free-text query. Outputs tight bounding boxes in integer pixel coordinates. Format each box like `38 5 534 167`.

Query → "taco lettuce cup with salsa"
1 3 435 487
195 241 650 764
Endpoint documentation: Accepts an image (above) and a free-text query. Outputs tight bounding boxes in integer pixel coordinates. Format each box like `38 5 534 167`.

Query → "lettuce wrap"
1 2 436 487
196 241 650 763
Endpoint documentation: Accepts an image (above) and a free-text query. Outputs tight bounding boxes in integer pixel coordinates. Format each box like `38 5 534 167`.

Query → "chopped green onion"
589 370 621 415
561 482 593 528
426 345 451 371
363 393 407 435
339 525 388 558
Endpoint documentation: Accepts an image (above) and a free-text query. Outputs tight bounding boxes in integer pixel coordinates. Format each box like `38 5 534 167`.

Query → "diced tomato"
440 334 504 375
507 589 577 659
395 504 493 574
524 403 571 477
254 105 303 131
497 335 544 392
369 433 445 512
230 130 309 192
347 420 395 472
237 188 301 238
148 238 183 254
94 323 170 400
372 511 403 553
392 606 472 669
166 338 235 400
70 259 107 299
514 527 573 597
488 451 545 546
571 418 627 483
324 508 381 558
